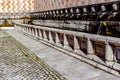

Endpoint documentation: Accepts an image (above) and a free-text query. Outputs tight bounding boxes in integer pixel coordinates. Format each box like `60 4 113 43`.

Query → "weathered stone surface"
6 30 120 80
0 30 66 80
34 0 117 11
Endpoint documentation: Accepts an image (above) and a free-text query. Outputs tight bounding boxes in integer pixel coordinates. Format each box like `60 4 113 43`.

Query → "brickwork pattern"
34 0 119 11
0 0 34 13
0 30 66 80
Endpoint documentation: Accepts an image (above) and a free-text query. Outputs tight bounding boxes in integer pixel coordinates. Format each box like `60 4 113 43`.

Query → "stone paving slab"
0 30 66 80
6 30 120 80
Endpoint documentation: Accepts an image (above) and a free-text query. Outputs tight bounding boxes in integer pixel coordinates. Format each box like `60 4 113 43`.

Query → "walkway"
6 30 120 80
0 30 66 80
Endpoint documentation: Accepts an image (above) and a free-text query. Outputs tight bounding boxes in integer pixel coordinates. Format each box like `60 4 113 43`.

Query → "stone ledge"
17 30 120 77
113 63 120 71
14 23 120 45
0 27 14 30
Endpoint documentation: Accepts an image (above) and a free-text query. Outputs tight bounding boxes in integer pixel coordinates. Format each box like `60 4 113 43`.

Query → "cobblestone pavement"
6 30 120 80
0 30 66 80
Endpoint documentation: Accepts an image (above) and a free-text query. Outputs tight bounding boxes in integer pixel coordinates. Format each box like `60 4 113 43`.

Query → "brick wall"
0 0 34 19
34 0 119 12
0 0 34 13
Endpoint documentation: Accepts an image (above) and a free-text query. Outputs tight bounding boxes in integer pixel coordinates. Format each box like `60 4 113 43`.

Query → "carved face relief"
76 8 79 13
70 9 73 13
56 11 59 14
49 11 51 14
65 10 68 13
91 7 95 12
112 4 118 10
83 8 87 12
53 11 55 14
61 10 63 14
47 12 48 14
101 5 105 11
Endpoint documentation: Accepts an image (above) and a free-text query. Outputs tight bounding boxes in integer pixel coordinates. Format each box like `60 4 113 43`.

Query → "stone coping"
0 27 14 30
15 22 120 45
14 23 120 76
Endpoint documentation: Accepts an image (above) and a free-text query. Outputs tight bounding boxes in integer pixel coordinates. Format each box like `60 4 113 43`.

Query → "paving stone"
0 30 66 80
6 30 120 80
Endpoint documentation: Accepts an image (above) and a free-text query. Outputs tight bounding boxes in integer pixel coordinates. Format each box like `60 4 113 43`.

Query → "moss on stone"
0 30 66 80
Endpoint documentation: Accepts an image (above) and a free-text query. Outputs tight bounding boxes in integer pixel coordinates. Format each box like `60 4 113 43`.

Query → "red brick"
34 0 118 11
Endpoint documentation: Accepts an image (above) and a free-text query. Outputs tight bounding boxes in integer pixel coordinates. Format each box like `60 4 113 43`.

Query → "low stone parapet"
14 22 120 76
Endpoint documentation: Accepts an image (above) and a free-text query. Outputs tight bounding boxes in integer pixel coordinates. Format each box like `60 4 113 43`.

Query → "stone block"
113 63 120 71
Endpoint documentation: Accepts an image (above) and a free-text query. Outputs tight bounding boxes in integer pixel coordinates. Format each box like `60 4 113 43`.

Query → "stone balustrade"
14 22 120 76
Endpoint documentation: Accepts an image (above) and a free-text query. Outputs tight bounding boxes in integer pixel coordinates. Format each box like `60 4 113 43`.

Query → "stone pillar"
14 24 16 30
22 27 24 32
18 26 20 31
49 31 54 44
25 27 27 32
28 27 30 34
16 26 18 30
35 28 38 37
26 27 28 33
31 28 34 36
22 27 25 32
105 41 114 64
21 27 23 32
64 34 72 51
20 26 22 31
24 27 26 32
38 29 42 39
74 35 81 54
33 28 36 36
87 38 94 58
21 26 23 31
30 28 33 35
43 30 48 41
55 32 62 47
31 28 33 35
15 25 18 31
29 27 32 34
32 28 35 36
27 27 29 33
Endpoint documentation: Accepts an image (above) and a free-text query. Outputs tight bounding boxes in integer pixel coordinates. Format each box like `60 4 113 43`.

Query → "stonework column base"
74 49 81 54
87 54 96 59
105 61 114 66
49 40 54 44
56 42 63 47
105 42 114 62
64 46 72 51
44 39 48 42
